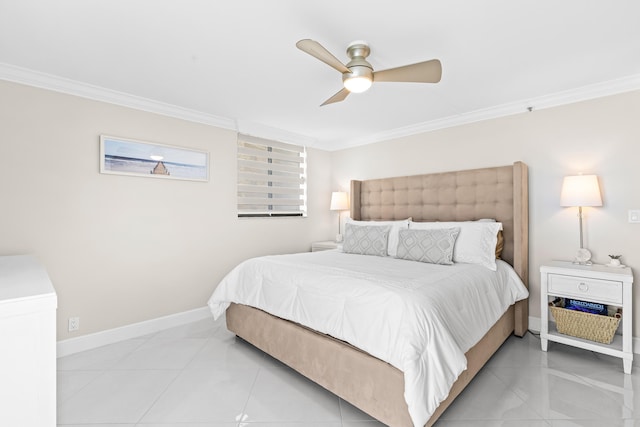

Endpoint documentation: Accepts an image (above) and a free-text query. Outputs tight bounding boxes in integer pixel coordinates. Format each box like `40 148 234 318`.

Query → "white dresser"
0 255 57 427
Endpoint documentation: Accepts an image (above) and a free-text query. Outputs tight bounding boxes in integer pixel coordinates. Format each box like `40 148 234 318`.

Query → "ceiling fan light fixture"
342 65 373 93
343 75 372 93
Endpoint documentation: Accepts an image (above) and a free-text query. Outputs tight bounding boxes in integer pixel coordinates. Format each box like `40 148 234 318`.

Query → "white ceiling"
1 0 639 150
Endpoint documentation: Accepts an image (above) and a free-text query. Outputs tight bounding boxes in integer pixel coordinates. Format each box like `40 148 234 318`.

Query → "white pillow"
346 218 410 257
408 221 503 270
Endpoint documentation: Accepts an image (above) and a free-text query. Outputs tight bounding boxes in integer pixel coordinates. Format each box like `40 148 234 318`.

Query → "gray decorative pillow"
342 223 391 257
396 228 460 265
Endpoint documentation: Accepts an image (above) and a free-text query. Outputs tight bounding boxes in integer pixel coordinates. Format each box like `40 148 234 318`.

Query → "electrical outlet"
629 210 640 223
68 317 80 332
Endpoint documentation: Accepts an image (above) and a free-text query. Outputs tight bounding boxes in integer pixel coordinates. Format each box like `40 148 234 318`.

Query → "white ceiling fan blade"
320 88 350 106
296 39 350 74
373 59 442 83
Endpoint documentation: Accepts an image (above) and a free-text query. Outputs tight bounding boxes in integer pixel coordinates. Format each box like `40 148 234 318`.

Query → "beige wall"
331 90 640 333
3 77 638 340
0 80 333 339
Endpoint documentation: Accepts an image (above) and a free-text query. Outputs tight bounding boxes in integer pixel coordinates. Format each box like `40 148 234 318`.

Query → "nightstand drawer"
548 273 622 304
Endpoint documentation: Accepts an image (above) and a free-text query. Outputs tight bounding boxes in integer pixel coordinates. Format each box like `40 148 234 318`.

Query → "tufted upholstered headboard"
350 162 529 334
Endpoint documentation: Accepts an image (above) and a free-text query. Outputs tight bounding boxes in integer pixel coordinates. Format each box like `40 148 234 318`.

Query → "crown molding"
0 62 320 147
2 62 639 152
325 73 640 151
235 119 318 148
0 62 237 130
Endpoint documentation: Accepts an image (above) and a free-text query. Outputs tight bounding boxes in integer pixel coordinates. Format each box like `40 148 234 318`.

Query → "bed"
209 161 529 427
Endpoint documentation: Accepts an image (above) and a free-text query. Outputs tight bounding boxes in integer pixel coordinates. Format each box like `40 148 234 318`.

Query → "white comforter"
208 250 528 427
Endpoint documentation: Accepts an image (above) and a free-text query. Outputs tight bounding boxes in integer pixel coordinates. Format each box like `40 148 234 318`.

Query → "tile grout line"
236 351 263 426
130 332 215 425
56 334 154 409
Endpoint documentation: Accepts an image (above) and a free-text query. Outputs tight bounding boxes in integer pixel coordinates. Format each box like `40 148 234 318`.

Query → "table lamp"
560 174 602 265
330 191 349 242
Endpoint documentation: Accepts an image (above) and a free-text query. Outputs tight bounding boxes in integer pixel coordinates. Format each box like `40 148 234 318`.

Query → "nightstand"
540 261 634 374
311 240 342 252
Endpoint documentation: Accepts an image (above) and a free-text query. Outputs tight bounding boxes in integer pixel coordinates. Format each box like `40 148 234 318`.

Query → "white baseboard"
528 315 541 333
529 315 640 355
57 310 640 358
57 306 212 357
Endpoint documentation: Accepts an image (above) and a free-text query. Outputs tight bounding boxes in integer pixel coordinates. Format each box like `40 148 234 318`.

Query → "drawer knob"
577 282 589 292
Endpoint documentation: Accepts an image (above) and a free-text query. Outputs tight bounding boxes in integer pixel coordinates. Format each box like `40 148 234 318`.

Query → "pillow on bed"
495 230 504 259
472 219 504 259
408 221 503 270
345 218 410 257
342 223 391 257
396 228 460 265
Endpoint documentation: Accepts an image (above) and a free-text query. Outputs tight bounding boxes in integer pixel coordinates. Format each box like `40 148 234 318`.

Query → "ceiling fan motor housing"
343 41 373 91
346 41 370 60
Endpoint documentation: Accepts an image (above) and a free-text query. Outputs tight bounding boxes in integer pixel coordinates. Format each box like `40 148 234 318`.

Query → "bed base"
226 302 515 427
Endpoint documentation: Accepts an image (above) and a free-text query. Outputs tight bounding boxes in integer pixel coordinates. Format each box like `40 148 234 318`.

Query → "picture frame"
99 135 209 182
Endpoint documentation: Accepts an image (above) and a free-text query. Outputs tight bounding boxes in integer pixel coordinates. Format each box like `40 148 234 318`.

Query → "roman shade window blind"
237 134 307 217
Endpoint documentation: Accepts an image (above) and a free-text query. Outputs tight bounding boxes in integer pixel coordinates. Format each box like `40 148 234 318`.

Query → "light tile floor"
58 316 640 426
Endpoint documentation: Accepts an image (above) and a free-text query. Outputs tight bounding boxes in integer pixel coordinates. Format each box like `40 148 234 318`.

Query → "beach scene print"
100 136 208 181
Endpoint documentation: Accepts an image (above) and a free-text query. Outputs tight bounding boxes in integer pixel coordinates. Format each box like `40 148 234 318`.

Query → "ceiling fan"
296 39 442 106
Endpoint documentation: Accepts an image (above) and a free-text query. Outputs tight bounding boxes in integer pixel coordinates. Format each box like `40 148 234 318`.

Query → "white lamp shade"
330 191 349 211
560 175 603 207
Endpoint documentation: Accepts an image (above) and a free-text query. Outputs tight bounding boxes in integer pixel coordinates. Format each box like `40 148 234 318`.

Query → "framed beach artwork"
99 135 209 182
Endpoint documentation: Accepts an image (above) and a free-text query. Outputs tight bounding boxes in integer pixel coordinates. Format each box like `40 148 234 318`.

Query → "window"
237 134 307 217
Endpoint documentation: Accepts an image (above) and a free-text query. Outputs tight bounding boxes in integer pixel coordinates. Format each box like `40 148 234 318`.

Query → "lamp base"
335 234 343 243
573 248 592 265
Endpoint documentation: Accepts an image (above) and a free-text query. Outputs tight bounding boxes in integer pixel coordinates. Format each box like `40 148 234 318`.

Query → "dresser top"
0 255 56 303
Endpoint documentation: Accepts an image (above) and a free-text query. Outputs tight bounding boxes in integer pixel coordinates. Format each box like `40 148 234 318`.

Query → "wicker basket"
549 304 621 344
